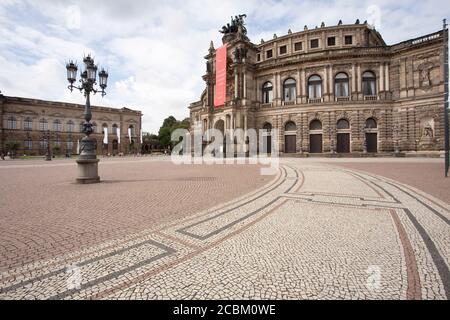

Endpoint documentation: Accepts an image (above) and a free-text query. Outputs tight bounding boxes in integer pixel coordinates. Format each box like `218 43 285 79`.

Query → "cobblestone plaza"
0 157 448 300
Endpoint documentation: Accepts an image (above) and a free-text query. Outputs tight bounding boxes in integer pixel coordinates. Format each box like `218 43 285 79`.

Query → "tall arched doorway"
214 119 225 157
284 121 297 153
309 120 323 153
336 119 351 153
365 118 378 153
262 122 272 154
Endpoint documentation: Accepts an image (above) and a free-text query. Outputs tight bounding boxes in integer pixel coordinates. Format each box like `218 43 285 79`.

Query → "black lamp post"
44 130 52 161
66 55 108 183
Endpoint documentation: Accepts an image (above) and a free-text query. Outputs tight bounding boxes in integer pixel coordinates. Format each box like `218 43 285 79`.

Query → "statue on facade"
418 119 435 150
420 67 431 87
233 47 248 63
219 14 247 35
422 123 434 138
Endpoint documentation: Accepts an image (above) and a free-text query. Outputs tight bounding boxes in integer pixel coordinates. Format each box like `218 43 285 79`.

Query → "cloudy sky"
0 0 448 133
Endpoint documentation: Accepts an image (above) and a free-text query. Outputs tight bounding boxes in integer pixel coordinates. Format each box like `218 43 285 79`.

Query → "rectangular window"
24 140 32 151
266 49 273 59
310 39 319 49
294 42 303 51
257 53 261 61
40 140 48 149
327 37 336 46
40 121 48 131
279 45 287 55
345 35 353 45
7 119 17 129
24 120 32 130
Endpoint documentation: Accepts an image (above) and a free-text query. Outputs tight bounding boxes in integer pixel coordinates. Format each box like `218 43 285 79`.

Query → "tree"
5 140 20 158
158 116 191 148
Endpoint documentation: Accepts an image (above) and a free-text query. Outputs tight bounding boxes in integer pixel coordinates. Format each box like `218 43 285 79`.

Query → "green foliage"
5 140 20 152
4 140 20 159
158 116 190 148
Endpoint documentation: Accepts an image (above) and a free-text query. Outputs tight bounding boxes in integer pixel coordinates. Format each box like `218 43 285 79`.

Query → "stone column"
234 70 239 99
357 64 361 93
243 70 247 100
379 63 384 92
351 64 356 94
329 65 334 99
385 63 390 92
301 69 306 103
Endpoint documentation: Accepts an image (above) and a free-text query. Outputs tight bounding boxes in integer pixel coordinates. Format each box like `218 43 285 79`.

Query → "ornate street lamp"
66 55 109 184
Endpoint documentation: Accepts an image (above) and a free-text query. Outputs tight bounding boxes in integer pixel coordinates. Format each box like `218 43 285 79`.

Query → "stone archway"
214 119 226 157
262 122 273 154
284 121 297 153
309 120 323 153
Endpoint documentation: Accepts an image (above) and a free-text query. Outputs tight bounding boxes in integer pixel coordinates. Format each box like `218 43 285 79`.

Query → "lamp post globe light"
66 55 109 184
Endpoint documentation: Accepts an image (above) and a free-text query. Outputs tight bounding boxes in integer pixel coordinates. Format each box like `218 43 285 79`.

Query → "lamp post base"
76 158 100 184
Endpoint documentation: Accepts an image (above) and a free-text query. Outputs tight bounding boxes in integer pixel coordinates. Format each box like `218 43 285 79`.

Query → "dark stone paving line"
382 181 450 226
403 208 450 299
178 166 298 241
368 177 449 299
48 248 175 300
0 239 175 298
177 166 288 239
341 168 449 299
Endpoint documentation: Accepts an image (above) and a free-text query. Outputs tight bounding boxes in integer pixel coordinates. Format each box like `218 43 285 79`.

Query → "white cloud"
0 0 449 133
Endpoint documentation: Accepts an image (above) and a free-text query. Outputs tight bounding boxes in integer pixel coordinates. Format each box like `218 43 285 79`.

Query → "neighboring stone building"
189 17 447 155
0 94 142 156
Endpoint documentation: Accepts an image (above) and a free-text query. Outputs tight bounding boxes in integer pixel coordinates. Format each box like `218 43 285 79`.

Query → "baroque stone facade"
0 95 142 156
189 20 447 155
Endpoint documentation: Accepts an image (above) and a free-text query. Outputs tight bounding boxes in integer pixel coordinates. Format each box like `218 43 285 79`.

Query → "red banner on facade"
214 45 227 108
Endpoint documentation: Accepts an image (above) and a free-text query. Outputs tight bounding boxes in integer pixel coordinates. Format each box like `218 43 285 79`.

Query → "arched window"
66 140 74 151
285 121 297 131
69 121 75 132
112 124 118 135
337 119 350 130
309 120 323 130
40 139 48 150
263 122 272 132
67 120 74 133
308 75 322 99
283 78 296 102
335 73 349 97
7 116 17 129
262 82 273 103
128 124 135 136
24 117 33 130
362 71 376 96
365 118 378 129
39 119 48 131
53 119 62 132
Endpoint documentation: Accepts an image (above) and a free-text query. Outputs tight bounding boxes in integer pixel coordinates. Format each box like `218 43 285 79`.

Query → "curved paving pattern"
0 159 449 300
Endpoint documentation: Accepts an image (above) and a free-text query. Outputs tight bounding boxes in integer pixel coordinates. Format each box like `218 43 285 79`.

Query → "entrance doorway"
336 119 351 153
309 119 323 153
309 134 323 153
262 123 272 154
366 133 378 153
284 121 297 154
337 133 350 153
284 135 296 153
